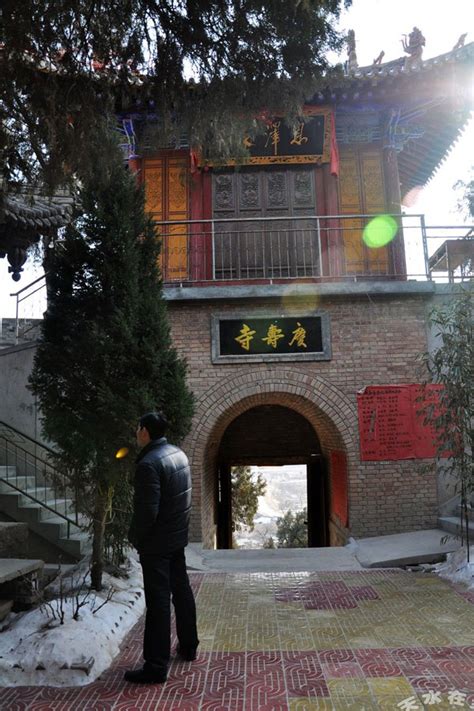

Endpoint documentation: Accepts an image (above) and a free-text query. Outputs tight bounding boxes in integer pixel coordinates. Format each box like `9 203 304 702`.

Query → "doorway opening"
231 464 308 550
215 405 329 549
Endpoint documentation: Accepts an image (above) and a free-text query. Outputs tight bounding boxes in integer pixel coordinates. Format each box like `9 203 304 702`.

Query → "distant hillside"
234 465 306 549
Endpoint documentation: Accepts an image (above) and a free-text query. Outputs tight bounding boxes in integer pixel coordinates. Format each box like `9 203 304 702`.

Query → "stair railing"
9 274 47 345
0 420 83 539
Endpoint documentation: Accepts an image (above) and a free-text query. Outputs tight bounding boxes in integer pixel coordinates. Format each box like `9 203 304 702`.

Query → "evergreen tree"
1 1 349 187
422 287 473 561
29 148 194 589
276 508 308 548
231 465 266 534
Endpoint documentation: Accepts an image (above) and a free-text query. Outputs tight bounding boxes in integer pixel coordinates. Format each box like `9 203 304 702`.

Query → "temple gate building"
1 36 472 554
126 39 473 549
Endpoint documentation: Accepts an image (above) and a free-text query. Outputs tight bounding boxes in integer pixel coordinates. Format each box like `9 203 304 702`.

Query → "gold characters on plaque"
234 323 257 351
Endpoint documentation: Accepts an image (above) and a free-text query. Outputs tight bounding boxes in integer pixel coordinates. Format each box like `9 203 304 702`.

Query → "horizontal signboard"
199 109 332 167
211 313 331 363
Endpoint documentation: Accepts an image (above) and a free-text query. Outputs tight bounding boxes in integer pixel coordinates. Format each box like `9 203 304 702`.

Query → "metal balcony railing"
3 214 473 343
154 213 474 285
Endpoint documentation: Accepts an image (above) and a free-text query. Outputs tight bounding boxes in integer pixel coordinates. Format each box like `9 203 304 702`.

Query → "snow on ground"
434 546 474 591
0 552 145 687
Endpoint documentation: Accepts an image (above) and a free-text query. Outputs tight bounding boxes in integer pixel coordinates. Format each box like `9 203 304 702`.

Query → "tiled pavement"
1 570 474 710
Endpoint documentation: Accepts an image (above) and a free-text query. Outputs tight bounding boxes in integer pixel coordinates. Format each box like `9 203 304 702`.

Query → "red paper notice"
357 385 443 461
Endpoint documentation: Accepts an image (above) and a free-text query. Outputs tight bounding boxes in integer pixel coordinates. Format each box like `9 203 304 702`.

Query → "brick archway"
184 369 358 547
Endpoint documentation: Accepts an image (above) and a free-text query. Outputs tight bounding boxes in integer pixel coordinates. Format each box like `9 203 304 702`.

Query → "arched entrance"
216 405 329 549
188 369 357 549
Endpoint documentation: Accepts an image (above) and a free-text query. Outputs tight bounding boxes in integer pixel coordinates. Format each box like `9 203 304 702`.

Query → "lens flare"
280 286 320 313
363 215 398 248
115 447 129 459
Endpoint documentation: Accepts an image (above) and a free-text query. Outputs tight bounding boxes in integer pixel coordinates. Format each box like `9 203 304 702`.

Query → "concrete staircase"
0 466 89 559
0 317 42 349
438 492 474 542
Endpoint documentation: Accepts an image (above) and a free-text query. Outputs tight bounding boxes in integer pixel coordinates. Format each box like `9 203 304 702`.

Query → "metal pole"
14 293 20 346
316 217 323 278
211 219 216 280
420 215 430 280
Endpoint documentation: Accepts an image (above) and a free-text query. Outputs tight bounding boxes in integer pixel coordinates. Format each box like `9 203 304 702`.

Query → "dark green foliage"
263 535 276 549
104 467 135 566
29 151 194 585
421 287 473 561
276 508 307 548
231 465 266 533
1 1 350 187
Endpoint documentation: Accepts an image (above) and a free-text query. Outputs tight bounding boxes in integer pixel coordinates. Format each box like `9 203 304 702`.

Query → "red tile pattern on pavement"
0 570 473 710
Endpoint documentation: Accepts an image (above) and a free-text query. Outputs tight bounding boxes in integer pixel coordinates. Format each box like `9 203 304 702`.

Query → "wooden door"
143 154 189 280
307 457 329 547
216 462 232 549
338 147 389 276
212 167 318 279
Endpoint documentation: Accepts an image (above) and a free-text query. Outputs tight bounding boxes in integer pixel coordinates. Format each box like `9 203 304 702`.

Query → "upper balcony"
156 213 474 295
3 212 473 348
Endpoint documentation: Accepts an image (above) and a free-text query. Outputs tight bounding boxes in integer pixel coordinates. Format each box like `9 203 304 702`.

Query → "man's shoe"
123 667 167 684
176 645 197 661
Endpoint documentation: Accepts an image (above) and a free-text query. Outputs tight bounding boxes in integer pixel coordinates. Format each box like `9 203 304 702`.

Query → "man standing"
125 411 199 684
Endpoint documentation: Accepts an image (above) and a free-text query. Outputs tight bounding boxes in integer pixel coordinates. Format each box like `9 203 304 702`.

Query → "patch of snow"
344 537 360 554
435 546 474 591
255 497 280 519
0 552 145 687
254 515 276 525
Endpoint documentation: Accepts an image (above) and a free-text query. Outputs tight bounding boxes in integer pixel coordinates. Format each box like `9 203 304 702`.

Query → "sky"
0 0 472 319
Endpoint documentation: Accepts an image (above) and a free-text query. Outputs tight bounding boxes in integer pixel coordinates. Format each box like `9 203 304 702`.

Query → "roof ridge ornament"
402 27 425 69
372 51 385 67
452 33 467 51
346 30 358 75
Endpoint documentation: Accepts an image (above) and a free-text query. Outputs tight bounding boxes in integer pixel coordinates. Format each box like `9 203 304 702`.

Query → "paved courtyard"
0 569 473 710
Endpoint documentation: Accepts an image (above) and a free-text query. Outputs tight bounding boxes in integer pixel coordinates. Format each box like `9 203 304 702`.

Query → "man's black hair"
139 411 168 440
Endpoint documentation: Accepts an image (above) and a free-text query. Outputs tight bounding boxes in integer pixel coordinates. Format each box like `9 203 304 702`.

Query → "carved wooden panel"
144 163 163 218
339 152 361 211
293 170 313 207
168 162 188 217
339 151 364 274
361 152 388 273
266 172 288 209
239 173 260 210
214 174 235 211
166 158 189 279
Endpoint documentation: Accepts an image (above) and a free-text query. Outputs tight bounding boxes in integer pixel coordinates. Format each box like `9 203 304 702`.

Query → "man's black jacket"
128 437 192 555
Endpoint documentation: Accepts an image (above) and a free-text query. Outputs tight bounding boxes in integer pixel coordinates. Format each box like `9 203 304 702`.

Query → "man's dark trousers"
140 548 198 674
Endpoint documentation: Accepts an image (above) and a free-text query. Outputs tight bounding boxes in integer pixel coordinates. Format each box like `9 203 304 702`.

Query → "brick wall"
167 293 438 546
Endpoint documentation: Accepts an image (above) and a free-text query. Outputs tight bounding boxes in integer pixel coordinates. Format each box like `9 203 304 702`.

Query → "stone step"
0 482 76 520
0 466 18 477
59 530 91 558
0 599 14 623
0 491 88 560
19 487 57 505
438 515 474 541
39 515 81 537
42 498 76 519
0 598 14 622
454 502 474 516
0 476 36 493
